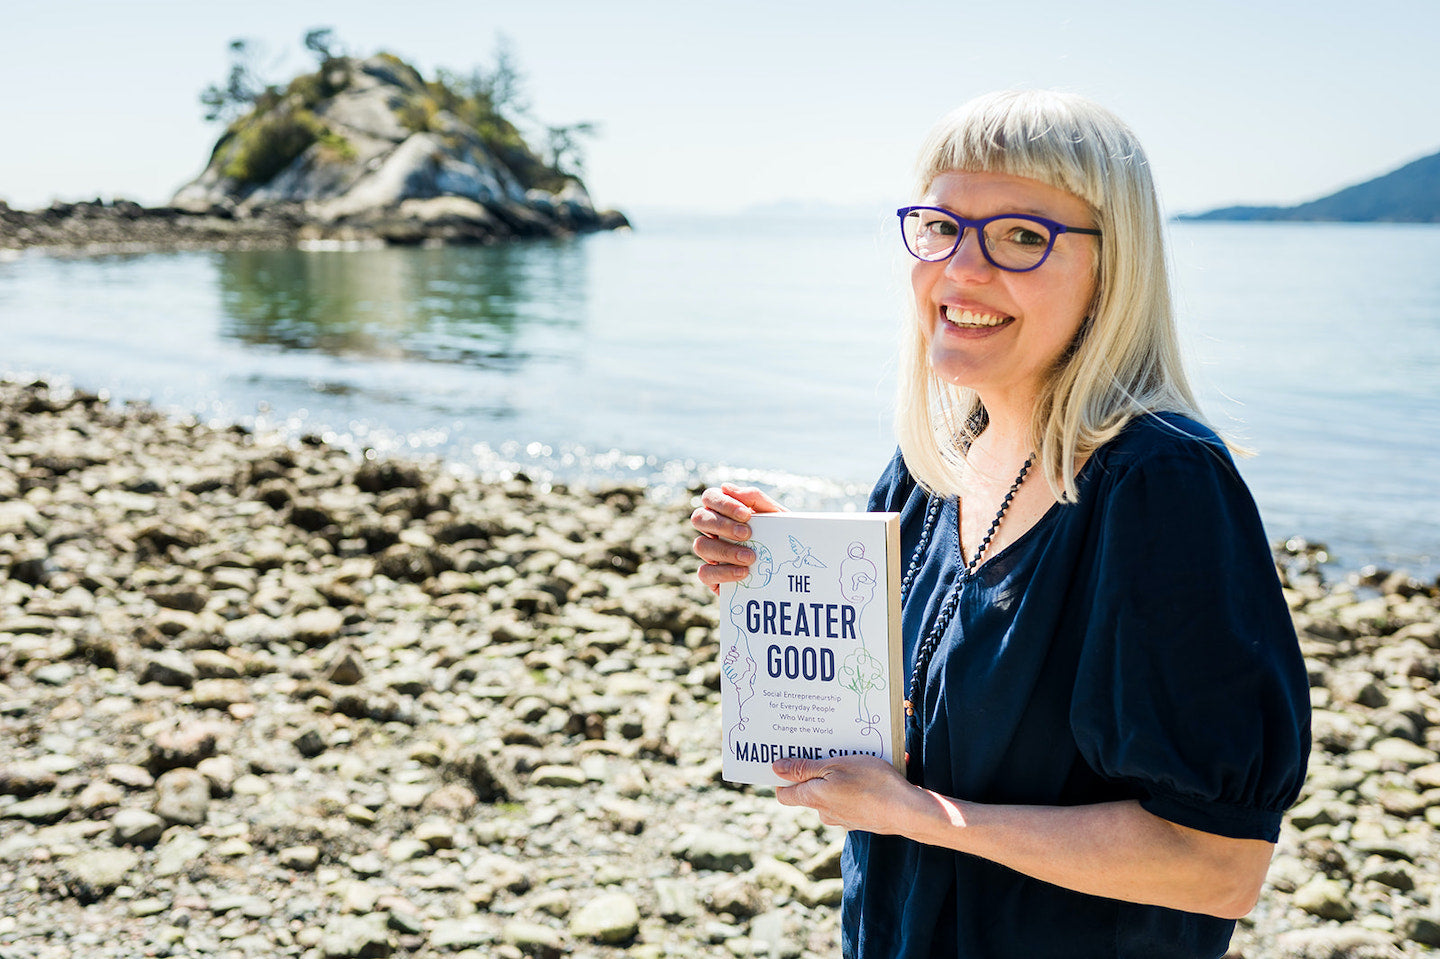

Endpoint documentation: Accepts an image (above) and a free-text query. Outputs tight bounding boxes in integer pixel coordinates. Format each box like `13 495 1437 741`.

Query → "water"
1 217 1437 578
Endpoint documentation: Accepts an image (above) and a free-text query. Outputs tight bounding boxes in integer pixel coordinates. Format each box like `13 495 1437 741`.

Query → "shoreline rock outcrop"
0 53 628 255
2 377 1439 958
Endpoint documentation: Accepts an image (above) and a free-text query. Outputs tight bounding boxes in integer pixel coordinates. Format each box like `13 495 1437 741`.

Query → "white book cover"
717 511 904 786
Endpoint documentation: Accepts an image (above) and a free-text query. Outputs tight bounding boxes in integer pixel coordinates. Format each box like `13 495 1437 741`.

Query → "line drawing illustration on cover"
838 542 885 741
722 540 772 759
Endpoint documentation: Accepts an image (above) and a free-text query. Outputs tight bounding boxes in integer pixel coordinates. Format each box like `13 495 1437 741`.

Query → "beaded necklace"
900 453 1034 718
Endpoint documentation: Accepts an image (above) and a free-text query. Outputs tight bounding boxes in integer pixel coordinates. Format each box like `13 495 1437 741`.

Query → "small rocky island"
0 49 627 253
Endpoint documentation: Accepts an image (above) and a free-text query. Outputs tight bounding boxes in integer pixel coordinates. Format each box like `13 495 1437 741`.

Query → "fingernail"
738 547 755 562
773 759 793 774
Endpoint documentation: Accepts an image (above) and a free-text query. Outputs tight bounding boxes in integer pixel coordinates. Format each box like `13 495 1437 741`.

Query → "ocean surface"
1 216 1437 579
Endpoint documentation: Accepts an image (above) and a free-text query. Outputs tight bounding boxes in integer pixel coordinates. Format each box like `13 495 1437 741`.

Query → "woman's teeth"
943 307 1010 328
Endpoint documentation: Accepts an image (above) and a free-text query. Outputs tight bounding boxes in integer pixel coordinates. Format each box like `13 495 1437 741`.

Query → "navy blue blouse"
843 412 1311 959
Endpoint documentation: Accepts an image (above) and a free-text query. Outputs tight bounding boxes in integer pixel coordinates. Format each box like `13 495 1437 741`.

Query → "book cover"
717 511 904 786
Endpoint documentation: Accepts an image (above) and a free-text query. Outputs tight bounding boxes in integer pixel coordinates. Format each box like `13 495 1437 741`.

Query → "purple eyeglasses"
897 206 1102 273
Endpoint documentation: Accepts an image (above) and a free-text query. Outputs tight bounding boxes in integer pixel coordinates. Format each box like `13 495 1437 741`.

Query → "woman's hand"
772 755 933 833
691 483 786 594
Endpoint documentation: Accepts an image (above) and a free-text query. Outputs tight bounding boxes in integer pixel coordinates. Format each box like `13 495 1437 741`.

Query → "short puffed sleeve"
1070 435 1311 842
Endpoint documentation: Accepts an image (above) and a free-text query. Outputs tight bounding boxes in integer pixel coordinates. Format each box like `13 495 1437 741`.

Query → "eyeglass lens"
902 210 1055 270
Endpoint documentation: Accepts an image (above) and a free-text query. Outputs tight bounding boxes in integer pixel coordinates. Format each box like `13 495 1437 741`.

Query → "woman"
691 90 1310 958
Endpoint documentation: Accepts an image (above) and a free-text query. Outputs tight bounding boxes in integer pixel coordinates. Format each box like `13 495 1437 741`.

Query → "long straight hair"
895 90 1207 503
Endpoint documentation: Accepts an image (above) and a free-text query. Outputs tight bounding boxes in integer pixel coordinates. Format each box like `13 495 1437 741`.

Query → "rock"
326 646 366 685
530 765 588 787
279 845 321 871
427 918 495 950
147 721 218 771
191 678 250 710
153 767 211 825
75 780 124 812
0 762 58 797
153 829 209 877
502 921 564 959
568 892 640 945
1274 926 1398 958
321 913 394 958
710 875 765 918
139 651 198 688
111 808 167 846
673 829 754 872
291 607 345 646
1403 912 1440 947
61 849 140 902
1292 876 1355 921
5 795 71 823
449 749 516 803
412 820 455 851
655 878 700 922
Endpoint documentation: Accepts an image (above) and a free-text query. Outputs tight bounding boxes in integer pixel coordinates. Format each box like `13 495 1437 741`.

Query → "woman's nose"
943 229 994 279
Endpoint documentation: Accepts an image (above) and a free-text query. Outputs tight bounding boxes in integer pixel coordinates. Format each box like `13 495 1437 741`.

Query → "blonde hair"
896 89 1206 503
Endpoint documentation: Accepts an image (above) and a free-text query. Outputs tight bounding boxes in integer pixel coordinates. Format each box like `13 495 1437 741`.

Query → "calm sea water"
1 217 1437 578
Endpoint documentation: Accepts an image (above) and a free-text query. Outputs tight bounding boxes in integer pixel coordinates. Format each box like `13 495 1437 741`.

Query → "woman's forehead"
922 171 1093 223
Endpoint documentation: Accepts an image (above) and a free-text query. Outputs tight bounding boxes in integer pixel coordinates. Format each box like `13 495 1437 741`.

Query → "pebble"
569 891 641 944
152 768 211 825
3 379 1440 958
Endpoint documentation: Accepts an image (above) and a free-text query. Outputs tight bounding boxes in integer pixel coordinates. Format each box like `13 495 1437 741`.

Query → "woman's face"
912 171 1099 410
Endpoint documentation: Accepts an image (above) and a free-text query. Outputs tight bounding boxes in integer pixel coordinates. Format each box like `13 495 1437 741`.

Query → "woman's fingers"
690 484 785 592
693 534 756 568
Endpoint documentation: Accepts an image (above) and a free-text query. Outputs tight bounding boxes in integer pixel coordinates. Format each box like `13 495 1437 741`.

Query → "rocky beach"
2 376 1439 959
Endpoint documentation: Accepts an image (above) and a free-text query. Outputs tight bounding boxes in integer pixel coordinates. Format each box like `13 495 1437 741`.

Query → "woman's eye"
1008 228 1047 247
923 219 958 237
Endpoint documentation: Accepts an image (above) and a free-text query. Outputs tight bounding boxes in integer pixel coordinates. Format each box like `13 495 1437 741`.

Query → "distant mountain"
1178 149 1440 223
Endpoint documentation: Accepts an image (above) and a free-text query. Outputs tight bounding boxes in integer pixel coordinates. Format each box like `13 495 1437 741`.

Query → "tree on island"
172 28 623 241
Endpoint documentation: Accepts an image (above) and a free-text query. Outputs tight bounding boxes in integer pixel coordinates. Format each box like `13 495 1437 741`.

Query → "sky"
2 0 1437 218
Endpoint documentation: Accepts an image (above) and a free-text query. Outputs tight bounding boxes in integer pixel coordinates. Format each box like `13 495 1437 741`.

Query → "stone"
75 780 124 812
502 921 564 959
153 767 211 825
291 607 345 646
61 849 140 901
5 795 70 823
568 892 640 945
413 819 455 850
154 829 209 877
148 721 218 771
1292 876 1355 921
321 913 394 958
530 765 588 787
191 678 250 709
139 651 198 688
0 762 59 797
1274 926 1398 958
428 918 495 950
279 845 321 871
710 875 765 918
673 829 754 872
655 878 699 922
111 808 167 846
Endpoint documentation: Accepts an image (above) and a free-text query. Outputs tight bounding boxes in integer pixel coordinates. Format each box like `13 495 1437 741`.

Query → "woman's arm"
773 755 1274 920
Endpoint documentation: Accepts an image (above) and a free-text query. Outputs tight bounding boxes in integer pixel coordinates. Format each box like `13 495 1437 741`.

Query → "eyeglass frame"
896 205 1102 273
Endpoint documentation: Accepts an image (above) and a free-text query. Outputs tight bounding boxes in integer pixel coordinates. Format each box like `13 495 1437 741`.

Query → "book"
717 511 904 786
